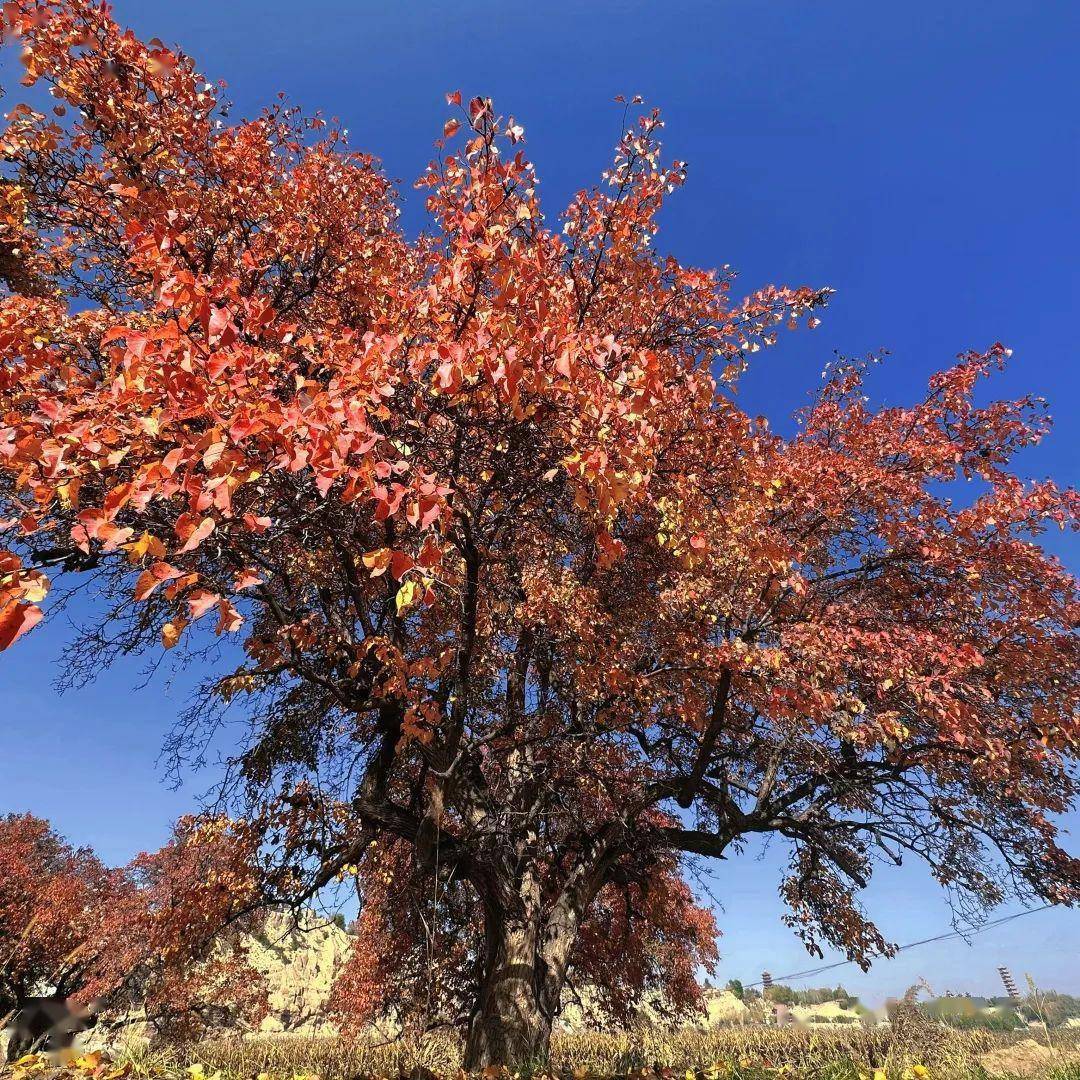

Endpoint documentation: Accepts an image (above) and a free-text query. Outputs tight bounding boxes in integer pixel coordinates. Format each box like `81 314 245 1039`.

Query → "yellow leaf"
125 530 166 563
395 577 419 614
57 479 81 509
19 574 49 603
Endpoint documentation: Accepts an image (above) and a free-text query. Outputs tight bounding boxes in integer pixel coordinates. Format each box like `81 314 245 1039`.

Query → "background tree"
763 985 797 1007
84 816 269 1043
0 813 267 1056
1 0 1078 1066
1021 991 1080 1029
0 814 112 1024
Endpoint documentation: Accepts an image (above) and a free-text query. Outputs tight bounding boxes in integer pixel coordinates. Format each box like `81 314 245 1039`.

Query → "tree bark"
461 822 626 1068
463 912 563 1070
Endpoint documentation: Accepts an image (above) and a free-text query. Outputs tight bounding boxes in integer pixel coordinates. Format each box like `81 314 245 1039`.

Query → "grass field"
17 1024 1069 1080
8 1007 1080 1080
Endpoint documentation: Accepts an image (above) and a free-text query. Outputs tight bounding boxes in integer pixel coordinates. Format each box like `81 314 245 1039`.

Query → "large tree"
1 0 1078 1066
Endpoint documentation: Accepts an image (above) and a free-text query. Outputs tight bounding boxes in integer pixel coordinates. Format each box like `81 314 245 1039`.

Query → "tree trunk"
461 816 601 1069
463 916 561 1070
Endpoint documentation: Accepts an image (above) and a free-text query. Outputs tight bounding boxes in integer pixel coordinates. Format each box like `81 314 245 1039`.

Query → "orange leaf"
176 515 215 553
233 570 263 591
362 548 392 577
0 599 42 651
215 598 243 635
187 590 220 619
134 561 181 601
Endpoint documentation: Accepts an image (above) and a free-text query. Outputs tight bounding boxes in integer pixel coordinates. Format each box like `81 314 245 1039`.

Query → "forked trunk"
463 916 564 1070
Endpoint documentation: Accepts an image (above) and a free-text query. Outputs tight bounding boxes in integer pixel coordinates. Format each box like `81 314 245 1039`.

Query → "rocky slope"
246 910 354 1034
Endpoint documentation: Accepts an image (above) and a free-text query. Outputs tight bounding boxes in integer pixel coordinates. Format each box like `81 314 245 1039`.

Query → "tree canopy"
1 0 1078 1066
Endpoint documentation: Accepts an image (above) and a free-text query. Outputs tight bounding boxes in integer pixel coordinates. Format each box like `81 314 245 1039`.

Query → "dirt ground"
979 1037 1080 1077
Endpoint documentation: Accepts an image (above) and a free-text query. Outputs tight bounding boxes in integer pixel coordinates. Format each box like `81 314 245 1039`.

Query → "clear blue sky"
1 0 1078 1007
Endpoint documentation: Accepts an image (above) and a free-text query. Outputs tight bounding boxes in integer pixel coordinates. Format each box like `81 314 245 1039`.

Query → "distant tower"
761 971 778 1024
998 966 1021 1003
999 966 1025 1025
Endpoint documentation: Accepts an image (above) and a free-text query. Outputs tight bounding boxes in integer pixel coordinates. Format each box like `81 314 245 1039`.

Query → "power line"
740 904 1055 989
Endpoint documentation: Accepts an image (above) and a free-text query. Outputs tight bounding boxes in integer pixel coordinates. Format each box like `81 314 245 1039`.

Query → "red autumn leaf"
176 515 215 553
0 599 42 651
390 550 414 580
207 305 231 339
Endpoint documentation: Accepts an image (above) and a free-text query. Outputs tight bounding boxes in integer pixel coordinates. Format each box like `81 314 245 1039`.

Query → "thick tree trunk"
463 915 563 1070
464 976 552 1069
461 786 607 1069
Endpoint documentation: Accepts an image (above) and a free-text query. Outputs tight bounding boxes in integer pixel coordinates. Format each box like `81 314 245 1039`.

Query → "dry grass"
111 1025 1080 1080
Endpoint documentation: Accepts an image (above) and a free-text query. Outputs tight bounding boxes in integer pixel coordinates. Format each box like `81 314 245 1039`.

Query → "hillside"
246 911 354 1034
246 928 867 1034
